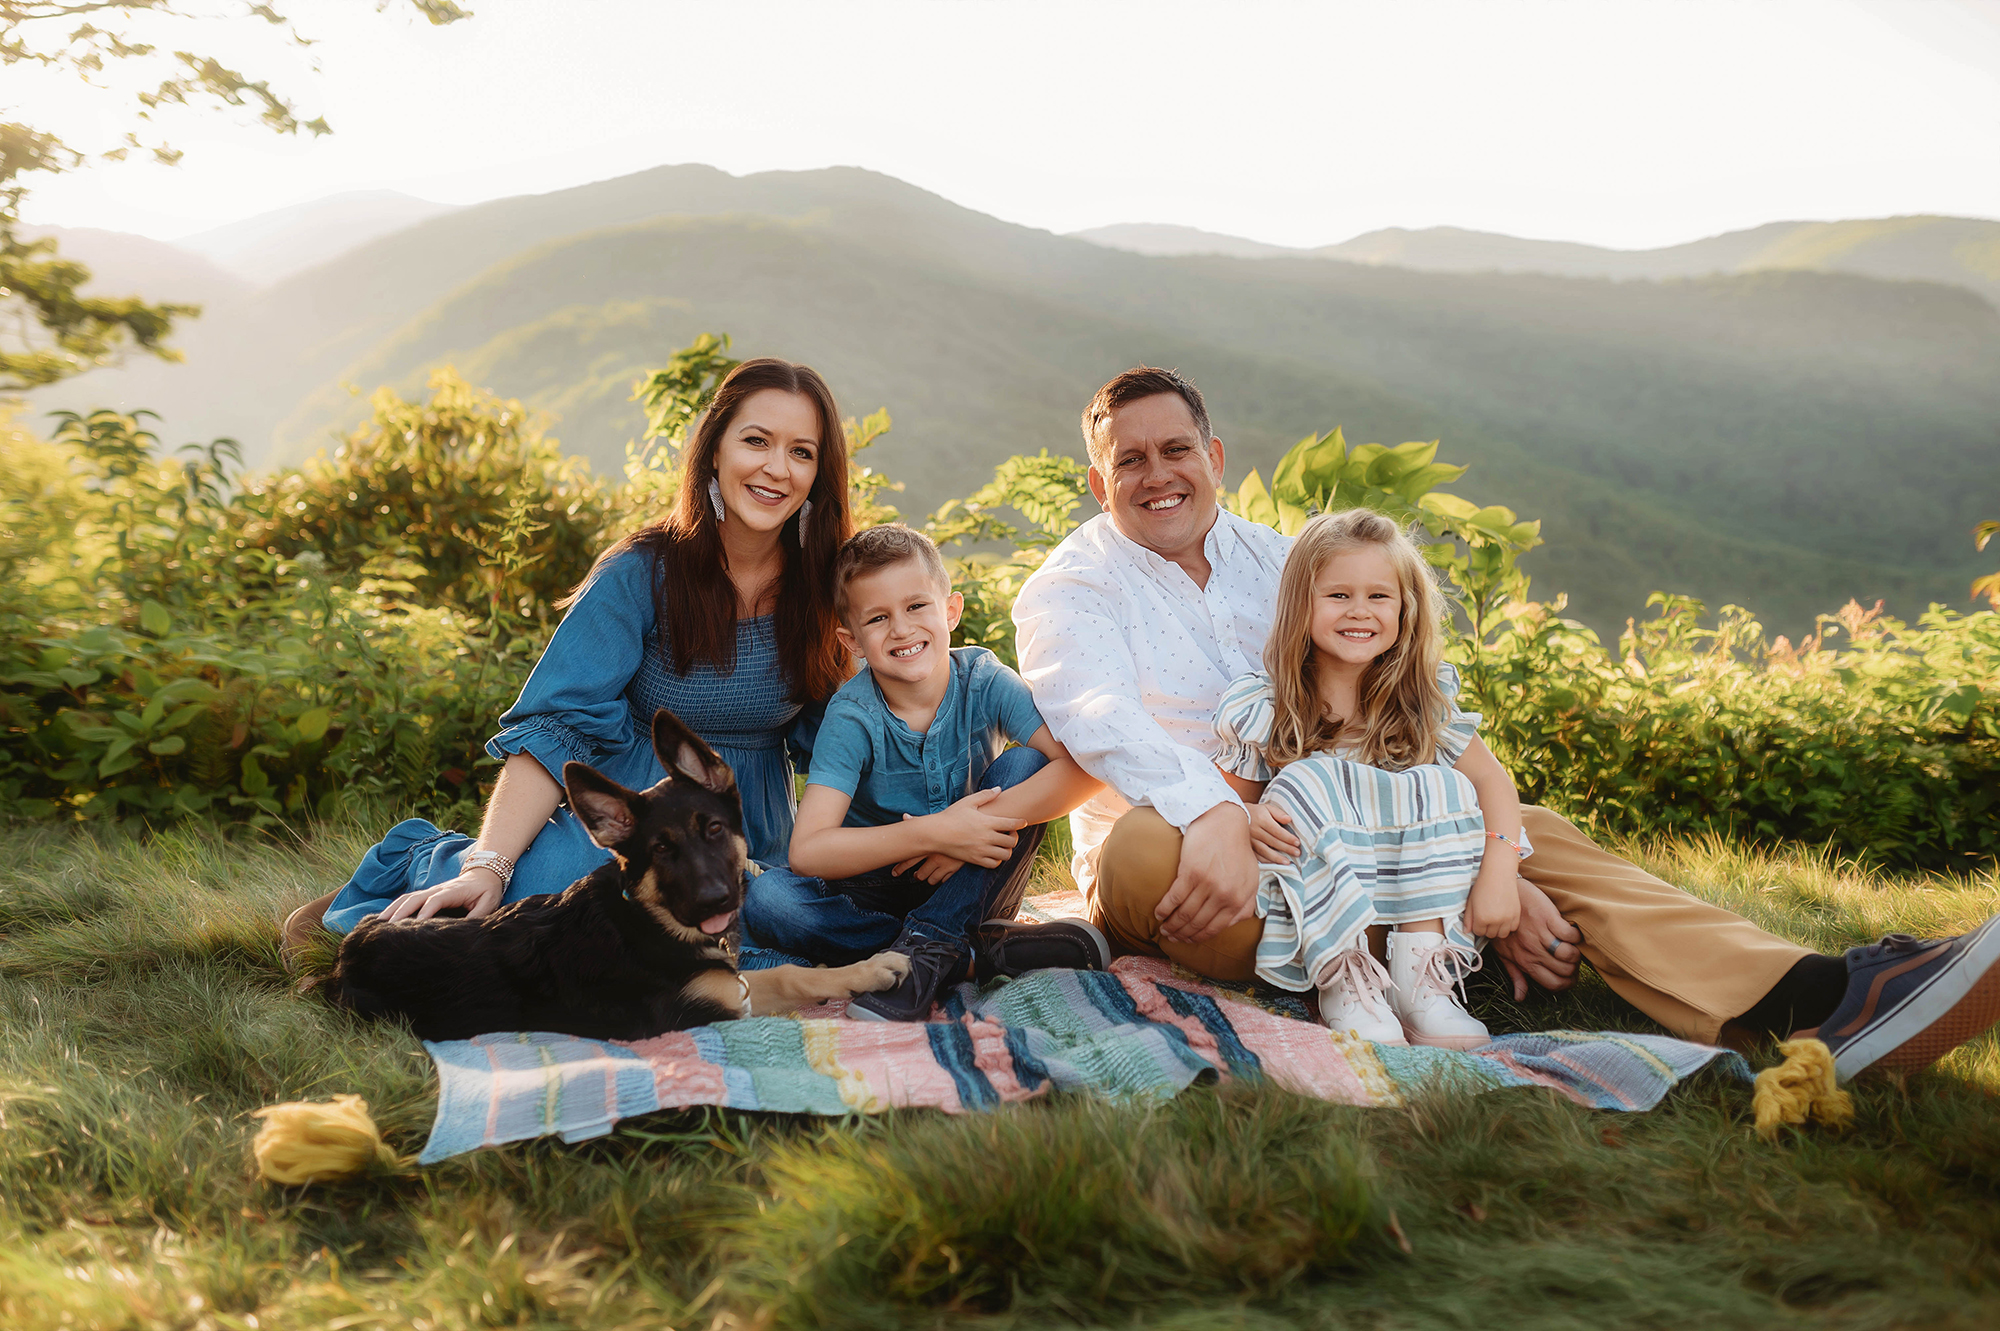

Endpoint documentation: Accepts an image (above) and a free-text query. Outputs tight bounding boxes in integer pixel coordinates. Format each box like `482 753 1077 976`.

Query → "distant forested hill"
1078 214 2000 309
31 166 1999 635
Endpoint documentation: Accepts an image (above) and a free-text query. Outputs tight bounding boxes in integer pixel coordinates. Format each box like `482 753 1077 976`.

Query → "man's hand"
1245 801 1301 864
1490 875 1583 999
380 866 506 923
1156 803 1258 944
910 788 1021 869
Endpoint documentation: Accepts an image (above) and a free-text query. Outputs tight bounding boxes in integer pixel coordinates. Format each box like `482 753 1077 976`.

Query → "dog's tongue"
699 911 735 936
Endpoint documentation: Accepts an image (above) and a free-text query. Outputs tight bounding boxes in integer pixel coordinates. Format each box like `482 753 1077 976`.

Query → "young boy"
742 524 1108 1020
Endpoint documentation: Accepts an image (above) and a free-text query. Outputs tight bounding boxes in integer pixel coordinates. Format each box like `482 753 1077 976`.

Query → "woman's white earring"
708 477 725 522
797 498 812 547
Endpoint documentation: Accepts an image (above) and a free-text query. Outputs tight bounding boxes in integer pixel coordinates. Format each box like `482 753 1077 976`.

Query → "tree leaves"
1 2 471 390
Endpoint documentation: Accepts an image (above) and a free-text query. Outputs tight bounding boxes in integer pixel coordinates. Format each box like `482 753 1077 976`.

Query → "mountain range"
23 167 1999 637
1074 216 2000 308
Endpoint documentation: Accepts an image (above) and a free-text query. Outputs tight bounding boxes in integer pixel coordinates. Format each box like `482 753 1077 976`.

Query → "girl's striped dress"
1214 663 1514 991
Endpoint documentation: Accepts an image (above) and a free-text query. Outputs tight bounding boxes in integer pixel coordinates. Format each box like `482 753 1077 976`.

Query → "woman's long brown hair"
582 358 854 703
1262 509 1450 771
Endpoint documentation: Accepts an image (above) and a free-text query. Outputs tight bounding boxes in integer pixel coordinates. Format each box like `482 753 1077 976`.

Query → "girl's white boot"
1314 947 1406 1044
1388 930 1491 1050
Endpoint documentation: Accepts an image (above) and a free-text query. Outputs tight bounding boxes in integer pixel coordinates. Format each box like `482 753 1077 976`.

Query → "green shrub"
239 368 613 624
1461 593 2000 869
0 582 520 830
2 341 1994 870
0 347 907 831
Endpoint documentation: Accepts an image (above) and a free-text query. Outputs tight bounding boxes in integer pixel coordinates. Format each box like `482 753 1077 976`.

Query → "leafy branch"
0 0 471 389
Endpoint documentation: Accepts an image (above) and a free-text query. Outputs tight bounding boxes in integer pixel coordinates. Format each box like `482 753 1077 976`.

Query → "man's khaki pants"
1089 805 1809 1044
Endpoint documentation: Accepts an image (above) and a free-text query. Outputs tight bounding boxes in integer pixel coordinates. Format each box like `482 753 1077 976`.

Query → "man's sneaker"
1315 947 1406 1044
971 918 1111 981
1801 917 2000 1081
1387 930 1491 1051
847 930 968 1022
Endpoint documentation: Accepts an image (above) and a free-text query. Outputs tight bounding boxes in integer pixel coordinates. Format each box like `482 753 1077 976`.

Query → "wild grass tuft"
725 1087 1377 1324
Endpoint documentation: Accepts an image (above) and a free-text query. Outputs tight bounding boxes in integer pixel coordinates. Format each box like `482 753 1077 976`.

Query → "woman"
287 358 855 947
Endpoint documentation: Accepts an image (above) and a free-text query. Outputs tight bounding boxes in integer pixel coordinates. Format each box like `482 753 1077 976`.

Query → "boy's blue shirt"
808 646 1046 829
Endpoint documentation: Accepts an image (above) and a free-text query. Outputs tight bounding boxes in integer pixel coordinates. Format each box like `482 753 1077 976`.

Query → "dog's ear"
651 709 736 795
564 762 642 848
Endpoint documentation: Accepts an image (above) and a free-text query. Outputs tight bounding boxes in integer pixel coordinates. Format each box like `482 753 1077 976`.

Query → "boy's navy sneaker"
847 930 968 1022
972 918 1111 982
1800 916 2000 1081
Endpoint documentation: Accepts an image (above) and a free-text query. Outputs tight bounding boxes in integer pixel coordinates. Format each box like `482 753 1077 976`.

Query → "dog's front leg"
741 952 911 1016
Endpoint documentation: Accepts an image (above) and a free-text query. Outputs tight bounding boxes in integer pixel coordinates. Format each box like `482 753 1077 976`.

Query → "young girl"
1212 509 1526 1048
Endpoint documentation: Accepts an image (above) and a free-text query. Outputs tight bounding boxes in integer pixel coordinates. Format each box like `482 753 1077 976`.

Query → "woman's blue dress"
322 549 814 934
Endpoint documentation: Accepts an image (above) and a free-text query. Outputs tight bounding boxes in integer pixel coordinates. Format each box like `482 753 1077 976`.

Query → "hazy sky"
19 0 2000 250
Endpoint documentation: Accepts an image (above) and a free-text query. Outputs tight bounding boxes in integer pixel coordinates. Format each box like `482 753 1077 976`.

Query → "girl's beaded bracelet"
1487 832 1526 858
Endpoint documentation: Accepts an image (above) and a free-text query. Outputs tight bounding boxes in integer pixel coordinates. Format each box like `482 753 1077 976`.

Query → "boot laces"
1416 940 1484 1007
900 933 968 985
1319 947 1394 1018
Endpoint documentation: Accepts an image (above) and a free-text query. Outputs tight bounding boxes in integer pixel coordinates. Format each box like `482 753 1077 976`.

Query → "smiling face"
711 387 822 537
835 555 964 690
1308 544 1405 674
1087 392 1226 567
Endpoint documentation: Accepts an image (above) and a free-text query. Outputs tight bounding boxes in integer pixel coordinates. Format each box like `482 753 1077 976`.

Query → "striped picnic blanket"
418 942 1750 1164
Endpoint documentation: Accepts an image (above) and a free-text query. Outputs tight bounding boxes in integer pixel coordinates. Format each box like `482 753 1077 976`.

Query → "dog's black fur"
320 710 840 1042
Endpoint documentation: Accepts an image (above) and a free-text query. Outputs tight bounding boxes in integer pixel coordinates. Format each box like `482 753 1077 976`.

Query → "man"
1012 365 2000 1078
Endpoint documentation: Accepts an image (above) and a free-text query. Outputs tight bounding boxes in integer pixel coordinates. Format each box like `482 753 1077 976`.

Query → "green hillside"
31 166 1998 635
1316 215 2000 308
1084 214 2000 310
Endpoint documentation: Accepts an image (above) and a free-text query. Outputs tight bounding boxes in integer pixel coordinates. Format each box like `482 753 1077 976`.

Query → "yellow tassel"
1752 1038 1854 1142
250 1094 401 1185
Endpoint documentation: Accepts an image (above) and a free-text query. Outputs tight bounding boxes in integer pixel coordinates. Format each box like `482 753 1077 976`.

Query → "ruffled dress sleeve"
485 549 655 783
1432 661 1483 767
1211 670 1279 782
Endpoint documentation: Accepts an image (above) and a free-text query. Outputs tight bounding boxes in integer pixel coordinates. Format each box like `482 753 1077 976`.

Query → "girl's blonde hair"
1263 509 1451 770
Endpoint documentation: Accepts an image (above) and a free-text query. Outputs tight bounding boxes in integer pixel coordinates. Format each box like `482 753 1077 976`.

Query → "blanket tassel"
1752 1038 1853 1141
251 1093 402 1184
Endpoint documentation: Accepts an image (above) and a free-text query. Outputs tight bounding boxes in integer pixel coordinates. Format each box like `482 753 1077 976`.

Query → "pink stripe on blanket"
965 1017 1049 1103
1116 956 1379 1104
625 1030 730 1108
1484 1051 1594 1106
821 1020 969 1111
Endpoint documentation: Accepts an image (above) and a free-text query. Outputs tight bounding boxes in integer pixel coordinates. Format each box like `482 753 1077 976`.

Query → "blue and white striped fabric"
1256 755 1485 988
1213 665 1503 991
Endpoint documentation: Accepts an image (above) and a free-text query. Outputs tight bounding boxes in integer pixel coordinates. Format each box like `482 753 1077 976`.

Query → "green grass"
2 819 1998 1329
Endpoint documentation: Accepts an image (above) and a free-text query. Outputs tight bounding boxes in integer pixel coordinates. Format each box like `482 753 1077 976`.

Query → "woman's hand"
379 866 506 923
1466 863 1522 939
1245 801 1301 864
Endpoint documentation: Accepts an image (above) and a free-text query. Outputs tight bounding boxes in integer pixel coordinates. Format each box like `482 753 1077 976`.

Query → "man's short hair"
833 523 952 623
1080 366 1213 468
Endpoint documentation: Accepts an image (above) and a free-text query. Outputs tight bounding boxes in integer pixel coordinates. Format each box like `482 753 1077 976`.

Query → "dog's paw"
858 950 911 991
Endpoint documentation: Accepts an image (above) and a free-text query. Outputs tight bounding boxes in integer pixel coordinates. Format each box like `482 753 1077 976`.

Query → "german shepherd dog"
318 710 909 1041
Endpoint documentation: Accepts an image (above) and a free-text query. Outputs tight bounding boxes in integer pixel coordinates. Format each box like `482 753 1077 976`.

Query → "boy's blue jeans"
741 746 1049 968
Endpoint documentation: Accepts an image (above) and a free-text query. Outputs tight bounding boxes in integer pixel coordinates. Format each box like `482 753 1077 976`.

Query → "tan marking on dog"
684 966 748 1017
742 951 913 1016
628 868 713 947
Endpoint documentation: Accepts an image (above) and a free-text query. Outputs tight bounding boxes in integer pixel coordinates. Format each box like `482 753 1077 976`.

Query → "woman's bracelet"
460 849 516 888
1486 832 1526 859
